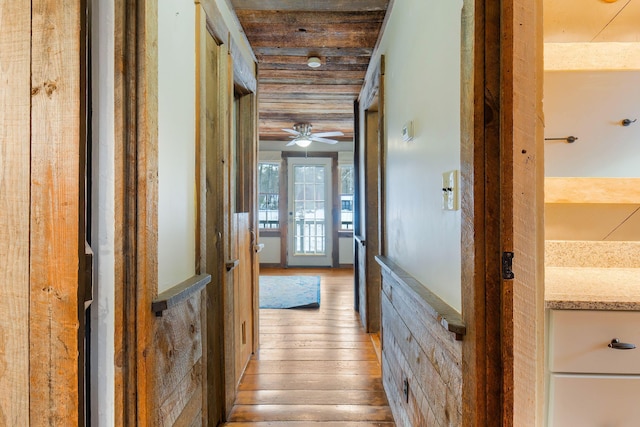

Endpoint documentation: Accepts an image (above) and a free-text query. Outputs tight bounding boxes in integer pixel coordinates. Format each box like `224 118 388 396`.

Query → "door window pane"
293 164 326 255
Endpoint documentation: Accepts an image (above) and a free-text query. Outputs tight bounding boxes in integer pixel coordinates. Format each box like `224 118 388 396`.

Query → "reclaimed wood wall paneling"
30 0 82 423
0 1 31 424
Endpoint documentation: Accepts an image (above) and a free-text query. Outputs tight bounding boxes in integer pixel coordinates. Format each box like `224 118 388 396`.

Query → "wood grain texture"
30 0 82 423
155 293 203 417
234 214 254 386
229 3 390 143
361 109 381 333
135 0 159 424
113 0 159 424
231 0 389 12
223 268 394 425
510 0 544 424
380 270 463 426
202 26 229 425
0 1 31 425
460 0 543 424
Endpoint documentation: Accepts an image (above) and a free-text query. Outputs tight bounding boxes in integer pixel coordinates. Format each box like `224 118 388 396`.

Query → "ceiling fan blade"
282 128 301 136
312 131 344 138
285 140 298 146
310 136 338 144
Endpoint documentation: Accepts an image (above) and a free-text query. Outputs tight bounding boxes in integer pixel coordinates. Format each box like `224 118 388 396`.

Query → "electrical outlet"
442 170 459 211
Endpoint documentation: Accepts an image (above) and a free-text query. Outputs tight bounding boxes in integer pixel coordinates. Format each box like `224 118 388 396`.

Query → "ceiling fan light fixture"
295 137 312 147
307 56 322 68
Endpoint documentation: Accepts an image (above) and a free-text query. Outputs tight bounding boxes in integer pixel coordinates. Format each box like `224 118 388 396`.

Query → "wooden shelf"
152 274 211 316
545 178 640 204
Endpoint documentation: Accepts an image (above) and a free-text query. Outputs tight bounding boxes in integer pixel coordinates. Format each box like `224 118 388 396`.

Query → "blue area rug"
259 275 321 309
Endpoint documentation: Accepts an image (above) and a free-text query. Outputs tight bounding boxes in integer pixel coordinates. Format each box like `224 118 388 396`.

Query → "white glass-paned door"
287 157 332 266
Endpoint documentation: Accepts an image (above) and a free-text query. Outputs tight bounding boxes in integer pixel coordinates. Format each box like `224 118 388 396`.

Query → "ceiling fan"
282 123 344 147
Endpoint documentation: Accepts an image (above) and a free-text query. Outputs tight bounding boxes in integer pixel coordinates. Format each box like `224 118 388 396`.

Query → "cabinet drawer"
549 310 640 374
549 374 640 427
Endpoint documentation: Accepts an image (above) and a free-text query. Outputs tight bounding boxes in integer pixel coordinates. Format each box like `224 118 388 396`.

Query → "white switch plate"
442 170 459 211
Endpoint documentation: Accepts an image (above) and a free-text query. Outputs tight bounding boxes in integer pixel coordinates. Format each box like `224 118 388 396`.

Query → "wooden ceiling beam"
259 103 354 115
242 27 381 49
259 112 353 122
259 77 364 86
259 69 365 80
259 62 368 72
255 47 373 57
259 55 371 66
234 10 386 24
258 91 356 101
231 0 389 12
259 83 362 95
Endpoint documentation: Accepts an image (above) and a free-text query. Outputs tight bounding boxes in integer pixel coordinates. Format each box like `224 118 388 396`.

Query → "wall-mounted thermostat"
402 121 414 142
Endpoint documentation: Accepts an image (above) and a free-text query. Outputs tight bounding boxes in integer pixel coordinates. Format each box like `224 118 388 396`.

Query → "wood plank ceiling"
229 0 391 143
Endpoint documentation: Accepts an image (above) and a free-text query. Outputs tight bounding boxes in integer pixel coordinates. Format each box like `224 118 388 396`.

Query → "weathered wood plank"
255 47 374 58
511 0 544 424
30 0 82 423
381 277 462 393
235 10 385 24
157 359 203 427
0 1 31 425
155 292 203 407
260 56 369 71
244 360 380 375
260 83 362 96
382 348 436 427
382 294 462 426
259 102 353 116
238 374 384 391
256 348 377 361
245 25 380 49
259 69 365 81
222 423 395 427
228 404 393 422
259 112 353 123
234 390 389 405
260 76 364 86
231 0 389 12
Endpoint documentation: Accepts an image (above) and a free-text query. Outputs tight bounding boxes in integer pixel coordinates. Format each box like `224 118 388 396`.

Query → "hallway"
222 268 395 426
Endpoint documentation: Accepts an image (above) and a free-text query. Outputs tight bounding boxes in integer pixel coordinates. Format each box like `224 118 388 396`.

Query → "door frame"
354 55 385 333
459 0 544 424
281 151 340 268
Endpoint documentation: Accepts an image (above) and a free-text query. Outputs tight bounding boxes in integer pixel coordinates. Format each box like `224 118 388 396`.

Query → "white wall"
544 70 640 177
158 0 197 292
373 0 464 310
91 0 115 423
259 236 281 264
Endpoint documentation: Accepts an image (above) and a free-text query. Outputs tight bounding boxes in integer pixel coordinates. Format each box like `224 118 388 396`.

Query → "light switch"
442 170 459 211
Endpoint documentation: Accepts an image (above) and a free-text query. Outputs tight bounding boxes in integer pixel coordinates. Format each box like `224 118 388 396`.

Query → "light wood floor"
222 268 395 427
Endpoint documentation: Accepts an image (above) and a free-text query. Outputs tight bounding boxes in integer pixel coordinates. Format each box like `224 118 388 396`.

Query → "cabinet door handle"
608 338 636 350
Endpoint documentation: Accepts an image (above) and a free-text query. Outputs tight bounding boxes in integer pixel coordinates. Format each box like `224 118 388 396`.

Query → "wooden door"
355 108 382 333
233 213 253 385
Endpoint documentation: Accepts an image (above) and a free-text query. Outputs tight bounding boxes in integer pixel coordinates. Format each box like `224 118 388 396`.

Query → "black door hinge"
502 252 514 280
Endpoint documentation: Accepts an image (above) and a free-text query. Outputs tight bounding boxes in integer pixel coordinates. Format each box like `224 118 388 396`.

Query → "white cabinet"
548 310 640 426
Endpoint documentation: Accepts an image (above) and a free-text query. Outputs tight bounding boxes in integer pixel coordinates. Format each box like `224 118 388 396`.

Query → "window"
339 165 354 230
258 162 280 229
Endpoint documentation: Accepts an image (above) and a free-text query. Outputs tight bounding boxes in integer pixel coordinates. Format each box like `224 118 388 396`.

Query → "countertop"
545 266 640 310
